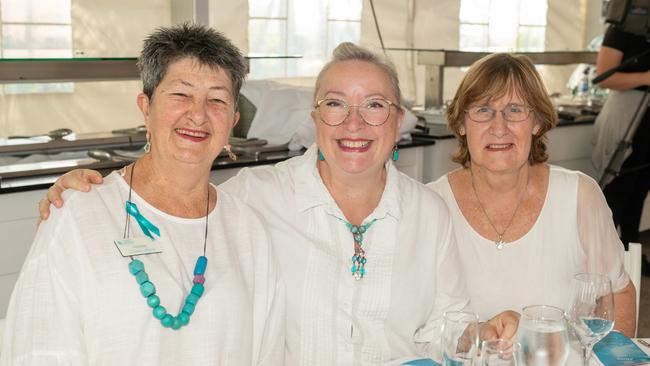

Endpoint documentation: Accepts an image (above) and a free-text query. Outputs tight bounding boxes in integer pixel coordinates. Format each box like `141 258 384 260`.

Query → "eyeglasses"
315 98 398 126
464 103 533 123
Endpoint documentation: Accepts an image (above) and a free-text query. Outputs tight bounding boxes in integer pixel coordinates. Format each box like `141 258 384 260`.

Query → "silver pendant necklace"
470 169 528 250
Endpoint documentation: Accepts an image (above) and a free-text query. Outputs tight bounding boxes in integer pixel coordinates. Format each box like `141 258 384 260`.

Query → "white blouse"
427 165 630 321
1 172 284 366
220 144 470 365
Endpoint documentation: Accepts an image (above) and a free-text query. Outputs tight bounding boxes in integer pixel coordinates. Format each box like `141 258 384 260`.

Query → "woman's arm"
576 174 637 337
596 46 650 91
613 281 637 337
2 207 86 364
38 169 103 220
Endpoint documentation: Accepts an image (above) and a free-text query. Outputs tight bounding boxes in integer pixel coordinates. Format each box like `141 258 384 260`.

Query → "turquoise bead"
140 281 156 297
361 258 367 264
178 312 190 326
359 225 366 233
191 283 205 297
183 302 196 316
186 293 200 305
351 226 359 234
153 305 167 319
147 295 160 308
128 259 144 275
171 317 182 330
354 233 363 242
161 314 174 327
351 265 357 273
360 268 366 275
193 256 208 275
135 271 149 285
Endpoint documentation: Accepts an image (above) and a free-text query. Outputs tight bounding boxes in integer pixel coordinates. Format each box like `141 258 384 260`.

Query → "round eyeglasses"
315 98 398 126
464 103 533 123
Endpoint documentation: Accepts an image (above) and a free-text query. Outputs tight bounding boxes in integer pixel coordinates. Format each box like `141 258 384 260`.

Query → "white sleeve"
219 168 252 203
0 208 86 366
250 214 286 366
414 208 471 361
576 174 630 292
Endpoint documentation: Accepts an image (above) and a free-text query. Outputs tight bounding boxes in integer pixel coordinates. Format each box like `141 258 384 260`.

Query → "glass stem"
583 342 594 366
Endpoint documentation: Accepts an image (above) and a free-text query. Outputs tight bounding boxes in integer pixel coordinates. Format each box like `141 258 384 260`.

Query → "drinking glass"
517 305 570 366
479 339 523 366
441 311 480 365
565 273 615 366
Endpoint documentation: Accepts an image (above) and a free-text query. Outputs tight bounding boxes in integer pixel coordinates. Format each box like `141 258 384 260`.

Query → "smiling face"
311 60 404 176
461 92 540 174
137 57 239 168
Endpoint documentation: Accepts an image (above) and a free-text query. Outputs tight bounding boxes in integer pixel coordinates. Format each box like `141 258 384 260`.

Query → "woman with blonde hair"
36 42 519 365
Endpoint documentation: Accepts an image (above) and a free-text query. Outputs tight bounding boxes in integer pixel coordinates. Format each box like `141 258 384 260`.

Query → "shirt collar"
294 144 402 221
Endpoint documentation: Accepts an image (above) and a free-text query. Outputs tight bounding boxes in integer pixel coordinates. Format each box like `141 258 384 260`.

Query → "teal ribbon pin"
126 201 160 240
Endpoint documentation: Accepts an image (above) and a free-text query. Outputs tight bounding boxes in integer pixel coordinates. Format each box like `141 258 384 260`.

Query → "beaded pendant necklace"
334 217 379 280
123 162 209 330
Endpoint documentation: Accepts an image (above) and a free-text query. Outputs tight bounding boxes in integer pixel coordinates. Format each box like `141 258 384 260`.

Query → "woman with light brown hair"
427 53 637 336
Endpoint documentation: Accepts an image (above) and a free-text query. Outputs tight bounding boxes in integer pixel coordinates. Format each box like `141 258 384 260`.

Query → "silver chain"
469 168 528 249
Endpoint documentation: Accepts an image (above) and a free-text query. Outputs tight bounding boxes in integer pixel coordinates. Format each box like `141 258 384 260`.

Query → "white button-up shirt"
221 145 469 365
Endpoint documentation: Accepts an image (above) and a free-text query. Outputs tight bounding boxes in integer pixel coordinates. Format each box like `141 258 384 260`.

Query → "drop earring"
318 149 325 161
392 144 399 161
144 132 151 153
224 144 237 161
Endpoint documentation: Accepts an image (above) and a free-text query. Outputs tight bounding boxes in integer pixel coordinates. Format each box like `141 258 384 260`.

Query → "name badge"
114 237 163 257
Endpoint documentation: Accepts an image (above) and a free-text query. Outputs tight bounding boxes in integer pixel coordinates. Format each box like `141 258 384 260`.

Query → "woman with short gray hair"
0 23 284 365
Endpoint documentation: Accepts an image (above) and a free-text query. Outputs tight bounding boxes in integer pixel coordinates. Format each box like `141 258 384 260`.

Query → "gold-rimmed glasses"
315 98 398 126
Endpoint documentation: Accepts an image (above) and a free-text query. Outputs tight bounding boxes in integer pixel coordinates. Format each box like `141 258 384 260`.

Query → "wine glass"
479 339 523 366
517 305 570 366
441 311 479 365
565 273 615 366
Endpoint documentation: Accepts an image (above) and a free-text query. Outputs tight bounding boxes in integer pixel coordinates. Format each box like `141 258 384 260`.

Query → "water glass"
441 311 479 366
479 339 522 366
565 273 615 365
517 305 569 366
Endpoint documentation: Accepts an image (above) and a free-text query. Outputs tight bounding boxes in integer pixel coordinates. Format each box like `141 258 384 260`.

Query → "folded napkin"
593 331 650 366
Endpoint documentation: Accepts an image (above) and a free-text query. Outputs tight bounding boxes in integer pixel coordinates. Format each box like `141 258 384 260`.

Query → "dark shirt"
601 25 650 91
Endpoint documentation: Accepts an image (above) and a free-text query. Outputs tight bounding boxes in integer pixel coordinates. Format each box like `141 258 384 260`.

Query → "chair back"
0 317 4 357
623 242 642 337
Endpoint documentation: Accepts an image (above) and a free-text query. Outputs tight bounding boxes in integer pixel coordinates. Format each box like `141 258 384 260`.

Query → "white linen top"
0 172 284 366
220 144 470 366
427 165 630 321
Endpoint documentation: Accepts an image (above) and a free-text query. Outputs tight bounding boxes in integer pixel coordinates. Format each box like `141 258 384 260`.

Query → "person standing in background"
593 24 650 275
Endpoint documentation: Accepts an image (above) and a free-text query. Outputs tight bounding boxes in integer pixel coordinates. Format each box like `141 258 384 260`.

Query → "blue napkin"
402 359 441 366
593 331 650 365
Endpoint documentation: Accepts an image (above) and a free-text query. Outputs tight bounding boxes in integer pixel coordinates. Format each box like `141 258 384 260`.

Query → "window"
459 0 547 52
248 0 362 79
0 0 73 94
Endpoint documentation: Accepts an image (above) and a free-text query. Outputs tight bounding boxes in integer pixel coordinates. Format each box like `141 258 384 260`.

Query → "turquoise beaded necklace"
334 217 379 280
123 162 209 330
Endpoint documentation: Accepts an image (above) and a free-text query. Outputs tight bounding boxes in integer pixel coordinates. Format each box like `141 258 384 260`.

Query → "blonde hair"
446 53 557 166
314 42 401 105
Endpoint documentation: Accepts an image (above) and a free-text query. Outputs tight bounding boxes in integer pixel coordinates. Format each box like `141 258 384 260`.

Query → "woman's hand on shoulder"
39 169 103 220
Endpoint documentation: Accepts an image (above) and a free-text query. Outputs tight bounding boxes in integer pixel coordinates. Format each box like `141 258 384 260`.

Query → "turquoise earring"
318 149 325 161
392 144 399 161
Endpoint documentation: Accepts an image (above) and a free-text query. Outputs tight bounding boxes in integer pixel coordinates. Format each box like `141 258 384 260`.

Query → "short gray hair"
138 23 247 108
314 42 401 105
